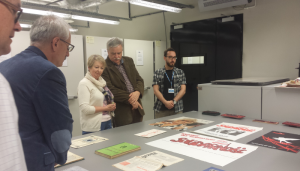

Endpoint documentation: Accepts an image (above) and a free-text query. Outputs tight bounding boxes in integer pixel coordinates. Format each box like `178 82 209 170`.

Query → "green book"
95 142 141 159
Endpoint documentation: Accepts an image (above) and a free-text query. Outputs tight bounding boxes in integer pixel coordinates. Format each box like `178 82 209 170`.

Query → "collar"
163 66 177 72
26 46 48 61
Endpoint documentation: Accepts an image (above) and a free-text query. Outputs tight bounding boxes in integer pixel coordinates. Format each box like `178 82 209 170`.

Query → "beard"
166 61 175 67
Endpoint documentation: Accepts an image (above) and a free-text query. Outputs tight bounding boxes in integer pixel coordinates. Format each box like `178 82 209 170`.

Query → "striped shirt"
114 59 134 93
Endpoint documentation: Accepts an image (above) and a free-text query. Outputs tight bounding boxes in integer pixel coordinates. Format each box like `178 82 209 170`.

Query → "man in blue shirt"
0 15 74 171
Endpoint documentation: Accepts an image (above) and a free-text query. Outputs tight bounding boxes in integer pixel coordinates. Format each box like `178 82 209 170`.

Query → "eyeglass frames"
0 0 23 24
167 56 177 60
60 39 75 52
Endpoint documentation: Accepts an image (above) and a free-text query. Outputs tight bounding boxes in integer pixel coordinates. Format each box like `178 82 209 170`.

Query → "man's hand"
128 91 140 104
106 103 116 111
164 100 174 109
132 101 143 110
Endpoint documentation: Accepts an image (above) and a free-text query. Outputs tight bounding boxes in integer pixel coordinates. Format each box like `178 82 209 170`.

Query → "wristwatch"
173 100 177 104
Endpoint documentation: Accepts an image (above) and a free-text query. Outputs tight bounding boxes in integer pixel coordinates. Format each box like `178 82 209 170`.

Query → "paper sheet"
140 151 184 167
135 129 166 138
113 156 163 171
63 166 88 171
136 50 143 66
149 116 213 131
71 135 108 148
193 122 263 141
146 132 258 167
102 49 108 59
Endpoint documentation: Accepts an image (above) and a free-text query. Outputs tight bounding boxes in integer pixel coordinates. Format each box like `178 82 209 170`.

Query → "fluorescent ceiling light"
22 8 119 25
69 28 78 32
20 24 32 28
116 0 182 13
72 15 120 25
20 23 78 32
22 8 71 18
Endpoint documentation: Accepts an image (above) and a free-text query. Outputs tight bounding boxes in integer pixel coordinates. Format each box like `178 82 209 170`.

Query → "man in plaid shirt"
153 48 186 118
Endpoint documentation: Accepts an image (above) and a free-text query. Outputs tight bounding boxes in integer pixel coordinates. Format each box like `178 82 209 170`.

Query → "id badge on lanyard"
165 71 174 94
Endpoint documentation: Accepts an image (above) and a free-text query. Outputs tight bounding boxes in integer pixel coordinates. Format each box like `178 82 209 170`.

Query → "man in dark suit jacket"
0 15 74 171
102 37 145 127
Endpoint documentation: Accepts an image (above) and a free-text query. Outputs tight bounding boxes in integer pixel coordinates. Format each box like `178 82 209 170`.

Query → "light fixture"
22 8 120 25
69 28 78 32
20 24 32 28
71 15 120 25
20 23 78 32
116 0 182 13
22 8 71 18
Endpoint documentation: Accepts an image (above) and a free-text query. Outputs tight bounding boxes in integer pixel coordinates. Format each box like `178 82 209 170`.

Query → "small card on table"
135 129 166 138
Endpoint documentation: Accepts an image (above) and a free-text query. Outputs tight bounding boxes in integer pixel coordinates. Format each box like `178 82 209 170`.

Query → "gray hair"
30 15 71 44
87 54 106 69
107 37 123 50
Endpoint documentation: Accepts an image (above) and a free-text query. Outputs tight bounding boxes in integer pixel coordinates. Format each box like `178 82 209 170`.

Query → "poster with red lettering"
146 132 258 167
247 131 300 153
193 122 263 141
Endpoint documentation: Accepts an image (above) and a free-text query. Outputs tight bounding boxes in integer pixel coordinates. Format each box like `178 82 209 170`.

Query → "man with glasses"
152 48 186 118
0 0 27 171
0 14 74 171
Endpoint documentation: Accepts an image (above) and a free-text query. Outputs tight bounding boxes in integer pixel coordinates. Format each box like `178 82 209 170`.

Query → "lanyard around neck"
165 71 174 88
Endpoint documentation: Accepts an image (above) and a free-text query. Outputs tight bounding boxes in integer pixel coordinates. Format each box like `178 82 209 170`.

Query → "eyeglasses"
60 39 75 52
0 0 23 23
167 56 177 60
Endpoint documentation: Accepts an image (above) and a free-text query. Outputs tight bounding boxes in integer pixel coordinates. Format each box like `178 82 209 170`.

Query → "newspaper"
135 129 166 138
71 135 108 148
140 151 184 166
113 156 163 171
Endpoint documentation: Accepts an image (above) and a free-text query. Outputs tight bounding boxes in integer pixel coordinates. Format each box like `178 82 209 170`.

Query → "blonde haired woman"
78 55 116 135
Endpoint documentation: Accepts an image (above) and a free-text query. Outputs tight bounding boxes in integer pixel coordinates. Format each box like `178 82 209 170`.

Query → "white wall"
164 0 300 79
74 0 300 79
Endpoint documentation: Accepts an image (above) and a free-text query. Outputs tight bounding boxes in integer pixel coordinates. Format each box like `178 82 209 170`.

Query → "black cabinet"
171 14 243 112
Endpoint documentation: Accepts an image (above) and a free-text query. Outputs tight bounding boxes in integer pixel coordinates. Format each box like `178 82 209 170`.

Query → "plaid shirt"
152 67 186 113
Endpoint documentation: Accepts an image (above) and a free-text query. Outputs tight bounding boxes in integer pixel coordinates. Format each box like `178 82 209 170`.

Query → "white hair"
30 15 70 45
107 37 123 50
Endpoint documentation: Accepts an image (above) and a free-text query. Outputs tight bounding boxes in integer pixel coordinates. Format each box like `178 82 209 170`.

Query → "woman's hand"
106 103 116 111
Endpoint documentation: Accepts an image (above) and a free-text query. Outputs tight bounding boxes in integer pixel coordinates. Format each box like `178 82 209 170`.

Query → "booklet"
193 122 263 141
71 135 108 149
135 129 166 138
55 152 84 168
95 142 141 159
113 156 163 171
248 131 300 153
149 116 213 131
140 151 184 166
